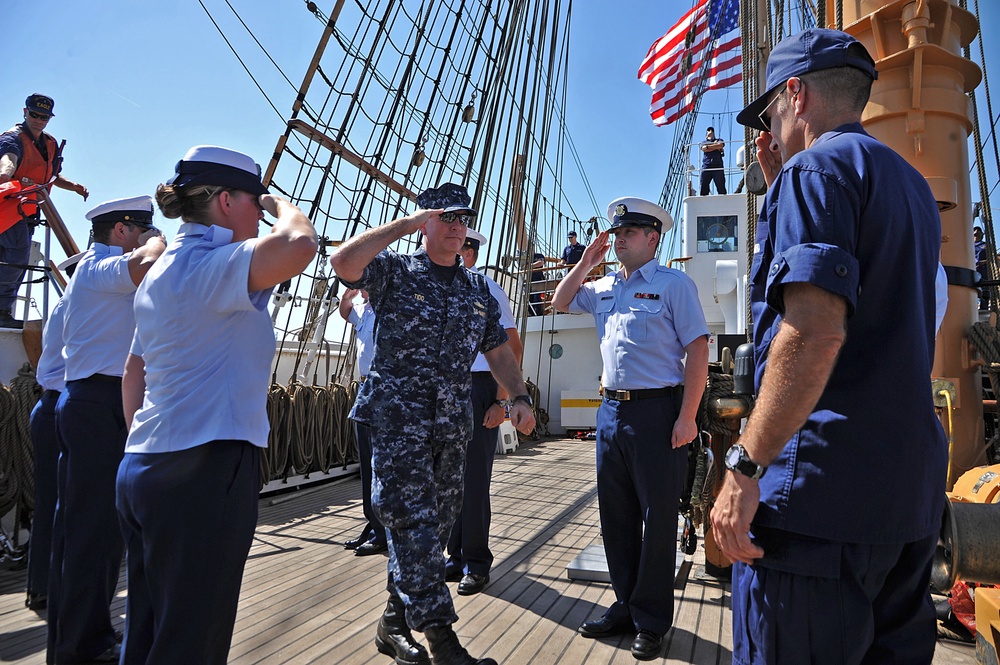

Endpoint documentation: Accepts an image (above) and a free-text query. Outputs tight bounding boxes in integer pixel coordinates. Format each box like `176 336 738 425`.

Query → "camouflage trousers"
371 424 468 631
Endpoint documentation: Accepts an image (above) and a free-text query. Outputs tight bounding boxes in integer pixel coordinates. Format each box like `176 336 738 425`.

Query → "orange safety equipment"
2 125 59 219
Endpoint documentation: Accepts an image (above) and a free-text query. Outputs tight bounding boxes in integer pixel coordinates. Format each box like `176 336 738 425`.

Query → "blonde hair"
155 183 226 221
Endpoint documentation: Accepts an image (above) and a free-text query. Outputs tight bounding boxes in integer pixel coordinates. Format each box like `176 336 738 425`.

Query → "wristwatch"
724 444 766 480
493 399 507 407
511 394 534 408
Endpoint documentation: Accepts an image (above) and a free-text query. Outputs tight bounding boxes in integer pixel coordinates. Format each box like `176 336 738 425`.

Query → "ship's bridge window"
696 215 738 253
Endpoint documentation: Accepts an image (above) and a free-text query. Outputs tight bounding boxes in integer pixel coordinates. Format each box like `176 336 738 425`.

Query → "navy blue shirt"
561 243 584 266
701 138 724 169
750 123 946 546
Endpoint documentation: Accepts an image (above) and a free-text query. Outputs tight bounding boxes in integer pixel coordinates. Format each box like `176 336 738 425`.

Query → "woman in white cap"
116 145 317 664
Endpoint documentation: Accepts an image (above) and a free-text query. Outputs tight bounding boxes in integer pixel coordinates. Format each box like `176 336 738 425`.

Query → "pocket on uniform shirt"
625 299 663 342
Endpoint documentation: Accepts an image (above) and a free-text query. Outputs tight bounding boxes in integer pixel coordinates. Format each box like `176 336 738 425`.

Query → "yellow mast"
832 0 988 487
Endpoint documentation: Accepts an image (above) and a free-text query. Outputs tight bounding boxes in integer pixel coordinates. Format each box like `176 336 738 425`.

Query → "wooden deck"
0 437 977 664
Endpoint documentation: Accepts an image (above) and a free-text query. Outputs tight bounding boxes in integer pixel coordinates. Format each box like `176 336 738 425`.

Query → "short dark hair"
706 126 715 132
799 43 874 114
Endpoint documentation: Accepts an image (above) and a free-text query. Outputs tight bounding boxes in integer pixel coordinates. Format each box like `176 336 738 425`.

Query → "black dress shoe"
355 541 389 556
577 615 632 639
631 629 662 661
89 643 122 662
25 591 46 610
0 309 23 329
457 573 489 596
344 534 368 549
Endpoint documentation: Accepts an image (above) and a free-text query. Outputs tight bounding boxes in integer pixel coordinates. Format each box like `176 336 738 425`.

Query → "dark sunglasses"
27 111 51 121
439 212 474 226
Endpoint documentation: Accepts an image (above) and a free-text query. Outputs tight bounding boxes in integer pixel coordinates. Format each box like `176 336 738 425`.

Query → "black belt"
86 373 122 384
603 386 682 401
471 371 493 377
42 389 61 399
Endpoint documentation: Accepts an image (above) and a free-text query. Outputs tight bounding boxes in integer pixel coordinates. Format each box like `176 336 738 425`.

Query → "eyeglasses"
757 90 783 131
438 212 474 226
27 111 51 121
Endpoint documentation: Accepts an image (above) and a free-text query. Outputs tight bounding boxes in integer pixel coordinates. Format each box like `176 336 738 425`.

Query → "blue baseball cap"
737 28 877 131
25 94 55 117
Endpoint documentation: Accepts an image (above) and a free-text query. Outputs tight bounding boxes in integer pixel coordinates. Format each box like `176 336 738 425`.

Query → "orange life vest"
3 125 58 217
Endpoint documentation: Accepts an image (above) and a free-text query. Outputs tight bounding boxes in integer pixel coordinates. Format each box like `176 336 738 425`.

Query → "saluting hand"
580 230 611 270
755 131 782 187
400 208 445 236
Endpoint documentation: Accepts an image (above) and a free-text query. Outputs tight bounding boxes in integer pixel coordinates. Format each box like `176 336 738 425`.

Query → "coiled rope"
263 381 357 488
0 364 42 522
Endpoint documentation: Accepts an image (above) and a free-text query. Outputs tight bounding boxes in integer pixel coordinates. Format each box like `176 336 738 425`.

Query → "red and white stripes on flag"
637 0 742 126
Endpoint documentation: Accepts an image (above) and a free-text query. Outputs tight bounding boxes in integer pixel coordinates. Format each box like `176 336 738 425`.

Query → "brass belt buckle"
620 390 631 401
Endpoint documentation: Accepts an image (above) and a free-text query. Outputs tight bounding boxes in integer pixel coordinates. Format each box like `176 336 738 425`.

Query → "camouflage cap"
416 182 477 215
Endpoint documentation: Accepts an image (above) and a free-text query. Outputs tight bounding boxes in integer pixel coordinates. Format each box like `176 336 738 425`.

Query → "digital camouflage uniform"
345 247 507 631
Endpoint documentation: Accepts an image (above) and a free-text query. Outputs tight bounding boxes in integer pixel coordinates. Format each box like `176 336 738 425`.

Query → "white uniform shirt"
36 296 68 392
348 302 376 376
469 268 516 372
569 259 708 390
62 243 137 380
126 223 275 453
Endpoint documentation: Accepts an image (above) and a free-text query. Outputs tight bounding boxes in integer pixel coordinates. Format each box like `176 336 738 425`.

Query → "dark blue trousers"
732 533 938 665
116 440 260 665
49 377 126 663
446 373 499 577
595 393 687 635
355 422 387 547
0 218 31 309
700 168 727 195
27 389 60 598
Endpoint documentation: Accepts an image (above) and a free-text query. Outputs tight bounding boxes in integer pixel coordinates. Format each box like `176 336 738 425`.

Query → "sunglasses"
438 212 474 226
757 90 783 131
27 111 51 121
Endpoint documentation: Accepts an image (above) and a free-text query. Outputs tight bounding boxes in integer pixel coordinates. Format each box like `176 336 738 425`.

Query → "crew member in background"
331 182 535 665
974 226 990 310
0 94 89 329
25 252 83 613
339 287 388 556
446 228 522 597
50 196 165 664
528 250 546 315
558 230 585 271
699 126 726 195
552 197 709 661
117 146 317 664
711 29 947 664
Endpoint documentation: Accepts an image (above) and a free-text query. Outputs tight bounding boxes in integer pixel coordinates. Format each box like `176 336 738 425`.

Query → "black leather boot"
423 625 497 665
375 595 430 665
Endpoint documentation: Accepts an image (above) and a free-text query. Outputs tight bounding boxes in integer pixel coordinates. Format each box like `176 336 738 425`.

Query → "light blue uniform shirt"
348 302 376 376
62 243 137 380
126 223 275 454
36 296 68 391
569 259 708 390
470 269 516 372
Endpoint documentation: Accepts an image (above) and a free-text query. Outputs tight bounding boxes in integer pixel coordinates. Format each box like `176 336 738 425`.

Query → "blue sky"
3 0 998 276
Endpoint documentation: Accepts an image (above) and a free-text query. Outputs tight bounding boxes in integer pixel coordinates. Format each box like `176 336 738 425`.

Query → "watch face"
725 445 742 468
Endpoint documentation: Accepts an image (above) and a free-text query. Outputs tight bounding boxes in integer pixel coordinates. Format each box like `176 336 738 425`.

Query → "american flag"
637 0 742 126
